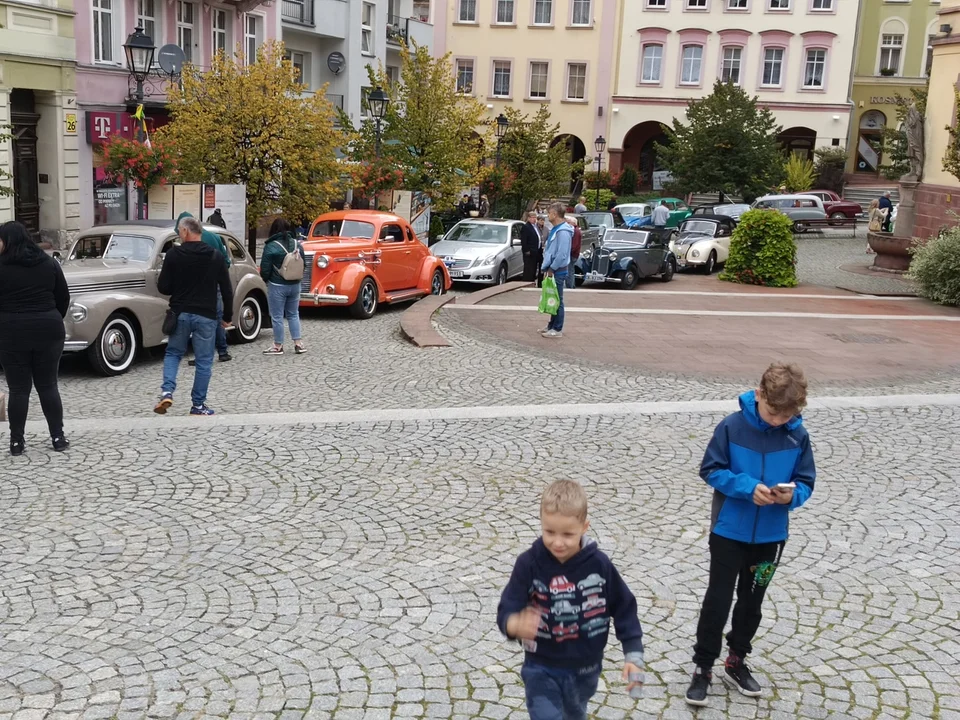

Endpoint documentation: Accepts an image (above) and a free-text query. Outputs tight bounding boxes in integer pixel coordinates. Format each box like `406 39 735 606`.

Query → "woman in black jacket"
0 221 70 455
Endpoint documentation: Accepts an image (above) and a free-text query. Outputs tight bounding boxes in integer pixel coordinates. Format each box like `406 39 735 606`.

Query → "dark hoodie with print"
158 241 234 323
497 537 644 670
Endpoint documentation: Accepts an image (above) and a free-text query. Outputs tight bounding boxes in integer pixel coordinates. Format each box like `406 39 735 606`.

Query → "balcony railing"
282 0 314 25
386 15 408 45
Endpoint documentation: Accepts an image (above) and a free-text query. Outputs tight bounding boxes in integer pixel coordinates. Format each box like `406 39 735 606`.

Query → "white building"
281 0 433 123
609 0 857 189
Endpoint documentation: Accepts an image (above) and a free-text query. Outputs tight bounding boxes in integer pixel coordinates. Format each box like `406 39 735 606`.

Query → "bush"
719 209 798 287
429 214 446 244
783 154 815 193
580 188 615 211
814 146 846 193
583 170 613 190
616 166 639 195
907 224 960 305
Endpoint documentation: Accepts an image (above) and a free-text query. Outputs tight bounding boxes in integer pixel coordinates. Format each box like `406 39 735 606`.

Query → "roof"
75 221 234 237
313 210 407 224
683 214 735 224
755 193 822 201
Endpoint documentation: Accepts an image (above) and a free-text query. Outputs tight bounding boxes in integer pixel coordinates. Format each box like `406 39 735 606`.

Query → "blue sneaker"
190 404 215 416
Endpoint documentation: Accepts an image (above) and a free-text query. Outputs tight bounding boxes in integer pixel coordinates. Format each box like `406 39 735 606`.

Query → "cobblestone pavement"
794 236 915 296
1 404 959 719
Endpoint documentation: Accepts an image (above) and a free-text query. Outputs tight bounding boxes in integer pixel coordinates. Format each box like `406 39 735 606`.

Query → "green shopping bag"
538 275 560 315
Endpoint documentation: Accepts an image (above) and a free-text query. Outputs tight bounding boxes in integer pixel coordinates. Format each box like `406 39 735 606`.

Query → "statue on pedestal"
902 101 925 182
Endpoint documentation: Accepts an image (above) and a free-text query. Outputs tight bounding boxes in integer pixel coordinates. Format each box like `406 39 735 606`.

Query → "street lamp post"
123 24 156 220
593 135 606 211
495 113 508 167
368 86 389 160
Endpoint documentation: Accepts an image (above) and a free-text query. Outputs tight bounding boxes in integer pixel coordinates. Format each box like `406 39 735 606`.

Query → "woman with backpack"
260 218 306 355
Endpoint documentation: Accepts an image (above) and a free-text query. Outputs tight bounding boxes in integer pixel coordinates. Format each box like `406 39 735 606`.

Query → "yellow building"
435 0 618 185
0 0 79 245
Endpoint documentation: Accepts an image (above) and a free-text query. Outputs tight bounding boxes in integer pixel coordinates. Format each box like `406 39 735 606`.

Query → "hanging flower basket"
96 136 176 191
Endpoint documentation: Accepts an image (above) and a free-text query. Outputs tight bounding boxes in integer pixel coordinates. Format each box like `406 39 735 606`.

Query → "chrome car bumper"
301 292 349 305
63 340 91 352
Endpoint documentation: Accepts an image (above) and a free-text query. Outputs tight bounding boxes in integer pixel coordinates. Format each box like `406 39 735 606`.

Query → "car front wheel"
495 263 507 285
230 294 263 343
620 266 639 290
660 257 676 282
430 269 444 296
89 313 138 376
704 251 717 275
350 277 379 319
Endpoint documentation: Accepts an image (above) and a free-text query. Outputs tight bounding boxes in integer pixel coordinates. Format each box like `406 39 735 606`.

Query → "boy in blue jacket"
498 480 644 719
686 362 816 707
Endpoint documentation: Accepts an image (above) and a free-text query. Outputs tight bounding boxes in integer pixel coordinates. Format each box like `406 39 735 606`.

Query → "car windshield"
312 219 376 239
680 220 717 235
69 233 155 262
715 205 748 216
445 223 507 244
604 229 650 244
618 205 649 218
581 212 611 228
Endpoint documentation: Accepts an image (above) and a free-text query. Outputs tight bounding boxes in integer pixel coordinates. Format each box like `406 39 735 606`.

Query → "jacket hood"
532 535 599 568
175 240 216 262
739 390 803 432
267 231 297 246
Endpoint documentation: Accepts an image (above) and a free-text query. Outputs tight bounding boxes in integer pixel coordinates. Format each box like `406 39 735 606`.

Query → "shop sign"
86 112 134 145
869 96 900 105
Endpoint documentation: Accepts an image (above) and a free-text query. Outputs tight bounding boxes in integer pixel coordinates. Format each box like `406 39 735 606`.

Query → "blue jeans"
215 290 228 355
268 282 303 345
547 275 566 332
521 662 600 720
162 313 217 407
566 261 576 289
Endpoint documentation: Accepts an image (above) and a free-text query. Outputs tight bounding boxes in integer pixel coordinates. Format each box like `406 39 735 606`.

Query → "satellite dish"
157 44 186 76
327 51 346 75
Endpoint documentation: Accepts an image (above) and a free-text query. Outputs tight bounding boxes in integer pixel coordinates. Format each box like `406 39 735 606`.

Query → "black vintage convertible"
574 227 676 290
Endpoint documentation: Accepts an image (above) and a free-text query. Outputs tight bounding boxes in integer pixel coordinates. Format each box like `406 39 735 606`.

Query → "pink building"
74 0 280 227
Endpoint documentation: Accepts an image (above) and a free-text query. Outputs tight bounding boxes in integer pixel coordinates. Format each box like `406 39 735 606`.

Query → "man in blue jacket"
686 362 816 707
540 202 573 339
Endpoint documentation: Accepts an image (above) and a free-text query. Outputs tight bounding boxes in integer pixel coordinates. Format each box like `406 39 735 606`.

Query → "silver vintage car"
58 221 267 376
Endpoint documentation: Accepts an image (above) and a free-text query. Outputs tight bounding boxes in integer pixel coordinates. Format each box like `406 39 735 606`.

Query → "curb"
399 281 533 347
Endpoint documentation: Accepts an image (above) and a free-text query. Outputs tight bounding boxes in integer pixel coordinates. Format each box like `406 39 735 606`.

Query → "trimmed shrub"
907 225 960 306
719 209 798 287
580 188 615 211
428 214 446 244
814 146 846 193
616 166 639 195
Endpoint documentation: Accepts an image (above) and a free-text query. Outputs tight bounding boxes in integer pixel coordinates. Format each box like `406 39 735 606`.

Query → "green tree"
813 146 846 193
344 42 487 210
783 154 815 192
157 41 346 255
883 87 927 181
0 126 13 198
656 81 784 202
497 105 581 217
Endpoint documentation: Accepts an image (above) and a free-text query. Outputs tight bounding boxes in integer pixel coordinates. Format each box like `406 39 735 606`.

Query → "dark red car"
805 190 863 219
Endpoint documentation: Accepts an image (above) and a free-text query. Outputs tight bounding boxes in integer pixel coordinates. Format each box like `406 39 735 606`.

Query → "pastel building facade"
73 0 280 228
0 0 79 245
608 0 858 189
435 0 620 186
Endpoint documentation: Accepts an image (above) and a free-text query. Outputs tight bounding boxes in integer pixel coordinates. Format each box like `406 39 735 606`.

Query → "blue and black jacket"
701 390 816 544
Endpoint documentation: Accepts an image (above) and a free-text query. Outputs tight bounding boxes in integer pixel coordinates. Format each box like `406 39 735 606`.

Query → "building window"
647 0 666 6
812 0 831 8
566 62 586 99
493 60 512 97
212 9 228 56
534 0 553 24
137 0 158 43
93 0 114 63
244 15 262 64
496 0 515 22
762 47 784 86
879 34 903 75
680 45 702 84
286 50 306 84
529 61 548 98
728 0 747 8
768 0 789 8
456 59 474 93
803 48 826 87
687 0 707 7
177 1 195 64
458 0 476 21
721 47 742 84
361 2 375 54
386 65 400 86
571 0 591 24
641 44 663 82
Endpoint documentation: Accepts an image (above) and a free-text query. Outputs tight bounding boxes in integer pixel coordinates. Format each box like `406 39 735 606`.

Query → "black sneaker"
52 436 70 452
723 654 762 697
10 439 24 457
219 352 232 362
685 667 712 707
188 358 196 367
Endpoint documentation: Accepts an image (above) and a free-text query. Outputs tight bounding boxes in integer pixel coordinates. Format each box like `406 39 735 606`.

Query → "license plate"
585 272 607 283
449 270 464 278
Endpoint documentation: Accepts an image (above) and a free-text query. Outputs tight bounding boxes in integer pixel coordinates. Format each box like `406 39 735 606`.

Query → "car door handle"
405 250 411 254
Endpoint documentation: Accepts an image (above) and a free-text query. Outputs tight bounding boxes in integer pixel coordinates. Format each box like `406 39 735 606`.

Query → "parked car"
301 210 450 318
614 203 652 228
803 189 864 220
630 197 693 229
566 213 601 250
669 214 736 274
752 194 827 232
580 210 627 231
691 203 751 222
576 227 676 289
430 218 525 285
58 221 267 376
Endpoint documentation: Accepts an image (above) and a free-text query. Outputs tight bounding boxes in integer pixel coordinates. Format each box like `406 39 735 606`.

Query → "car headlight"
475 255 497 267
691 249 701 258
316 254 330 268
68 303 87 323
608 251 618 262
580 248 593 260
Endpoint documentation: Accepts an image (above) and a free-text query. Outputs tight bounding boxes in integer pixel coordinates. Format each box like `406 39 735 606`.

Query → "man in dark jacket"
520 211 541 282
176 212 232 363
206 209 227 228
154 216 234 417
878 191 894 232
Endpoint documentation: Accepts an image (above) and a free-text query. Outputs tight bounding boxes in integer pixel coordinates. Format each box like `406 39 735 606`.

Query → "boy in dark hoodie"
686 362 816 707
497 480 644 720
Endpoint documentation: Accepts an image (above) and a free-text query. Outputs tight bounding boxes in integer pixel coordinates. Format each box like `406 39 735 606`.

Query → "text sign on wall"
869 97 899 105
86 112 134 145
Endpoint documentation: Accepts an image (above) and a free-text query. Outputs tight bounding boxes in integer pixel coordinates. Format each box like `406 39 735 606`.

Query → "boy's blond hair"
759 362 808 415
541 480 588 522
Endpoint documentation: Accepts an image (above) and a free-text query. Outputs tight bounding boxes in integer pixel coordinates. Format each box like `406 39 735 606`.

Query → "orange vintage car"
299 210 451 318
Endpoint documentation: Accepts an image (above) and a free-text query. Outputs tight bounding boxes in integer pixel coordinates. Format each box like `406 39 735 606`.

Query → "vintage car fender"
338 262 384 303
680 239 720 265
415 255 452 292
64 290 168 352
230 272 269 333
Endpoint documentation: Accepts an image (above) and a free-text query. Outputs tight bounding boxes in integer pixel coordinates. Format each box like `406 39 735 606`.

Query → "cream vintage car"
58 221 267 376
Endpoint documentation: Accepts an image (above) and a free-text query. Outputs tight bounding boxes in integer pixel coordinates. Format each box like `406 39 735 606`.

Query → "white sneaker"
538 327 550 335
544 329 563 338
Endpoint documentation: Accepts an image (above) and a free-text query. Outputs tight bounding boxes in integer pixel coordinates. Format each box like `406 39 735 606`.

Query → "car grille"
301 253 314 293
69 280 146 295
447 258 472 270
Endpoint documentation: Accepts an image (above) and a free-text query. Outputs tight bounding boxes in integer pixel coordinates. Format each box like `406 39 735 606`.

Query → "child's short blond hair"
759 362 808 415
541 480 588 522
